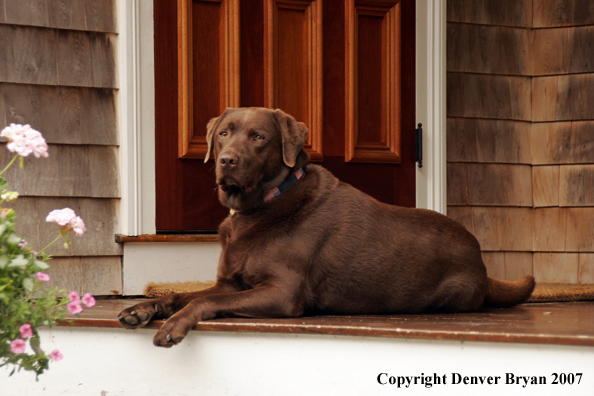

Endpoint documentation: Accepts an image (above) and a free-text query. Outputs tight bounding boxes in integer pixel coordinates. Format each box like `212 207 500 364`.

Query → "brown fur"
118 107 536 347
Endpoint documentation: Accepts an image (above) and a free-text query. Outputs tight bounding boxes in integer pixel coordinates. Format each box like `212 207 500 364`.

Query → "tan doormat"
527 283 594 303
145 281 594 303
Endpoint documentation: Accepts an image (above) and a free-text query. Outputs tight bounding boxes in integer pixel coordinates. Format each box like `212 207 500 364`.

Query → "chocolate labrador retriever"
118 107 535 347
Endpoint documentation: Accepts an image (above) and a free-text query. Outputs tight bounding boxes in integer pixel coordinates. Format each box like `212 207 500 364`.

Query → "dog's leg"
153 286 303 347
117 282 238 329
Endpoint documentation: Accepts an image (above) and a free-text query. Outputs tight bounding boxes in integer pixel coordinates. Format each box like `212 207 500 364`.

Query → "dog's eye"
254 134 263 141
220 131 228 138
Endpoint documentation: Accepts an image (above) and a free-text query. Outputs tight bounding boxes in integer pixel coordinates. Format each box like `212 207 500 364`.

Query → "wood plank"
89 146 120 198
504 252 533 281
560 165 594 206
78 88 118 144
533 253 578 283
447 0 532 27
446 163 467 205
43 257 83 295
531 77 558 122
11 197 122 257
47 0 87 31
533 208 567 252
0 26 15 83
471 207 501 251
0 84 5 129
566 208 594 252
465 163 532 206
532 165 560 207
447 118 531 164
556 74 594 121
1 83 117 145
56 30 94 87
446 206 474 234
61 299 594 346
533 0 594 28
0 144 118 198
472 207 533 251
482 252 505 279
89 33 117 89
447 73 531 121
446 118 478 163
116 234 220 243
0 0 5 24
4 0 49 27
84 0 117 33
12 26 58 85
579 254 594 284
531 26 594 76
496 208 533 251
531 121 594 164
447 23 529 75
81 256 122 296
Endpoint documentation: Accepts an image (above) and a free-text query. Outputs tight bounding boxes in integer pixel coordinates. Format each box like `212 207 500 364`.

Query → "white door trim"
117 0 156 235
415 0 447 214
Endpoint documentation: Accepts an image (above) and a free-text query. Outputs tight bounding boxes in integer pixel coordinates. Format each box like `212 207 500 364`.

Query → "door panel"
155 0 416 232
264 0 323 160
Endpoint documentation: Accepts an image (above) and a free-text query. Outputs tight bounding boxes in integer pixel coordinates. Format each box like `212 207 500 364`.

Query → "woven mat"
144 281 594 303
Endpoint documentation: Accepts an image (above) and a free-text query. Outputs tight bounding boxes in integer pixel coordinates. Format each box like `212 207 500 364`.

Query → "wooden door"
155 0 416 232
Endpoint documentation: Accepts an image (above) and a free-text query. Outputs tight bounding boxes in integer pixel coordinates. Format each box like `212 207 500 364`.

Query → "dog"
118 107 535 347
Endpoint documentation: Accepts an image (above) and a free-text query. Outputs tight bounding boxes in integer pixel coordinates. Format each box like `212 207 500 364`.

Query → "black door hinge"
415 123 423 168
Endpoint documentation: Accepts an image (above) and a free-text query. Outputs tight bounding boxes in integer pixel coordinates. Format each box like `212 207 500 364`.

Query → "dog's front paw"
117 301 161 329
152 316 193 348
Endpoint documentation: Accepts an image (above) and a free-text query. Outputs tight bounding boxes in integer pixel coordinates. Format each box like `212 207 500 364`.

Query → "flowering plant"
0 124 94 377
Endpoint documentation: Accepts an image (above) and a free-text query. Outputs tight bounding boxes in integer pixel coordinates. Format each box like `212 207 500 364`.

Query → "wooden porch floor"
59 299 594 347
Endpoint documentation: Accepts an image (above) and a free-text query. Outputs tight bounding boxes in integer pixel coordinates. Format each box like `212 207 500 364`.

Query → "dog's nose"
219 153 239 169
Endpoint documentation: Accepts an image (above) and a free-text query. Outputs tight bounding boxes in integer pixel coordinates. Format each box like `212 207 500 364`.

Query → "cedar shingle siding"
0 0 122 295
447 0 594 284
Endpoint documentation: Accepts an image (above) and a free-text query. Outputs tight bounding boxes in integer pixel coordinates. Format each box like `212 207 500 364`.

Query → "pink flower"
46 208 86 236
0 124 48 158
50 349 63 362
46 208 76 226
69 216 86 236
10 339 26 354
37 272 50 282
19 323 33 338
82 293 96 307
67 301 83 315
19 239 28 250
68 291 80 304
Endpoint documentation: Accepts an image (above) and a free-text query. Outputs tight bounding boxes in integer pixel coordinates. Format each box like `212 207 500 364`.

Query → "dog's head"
205 107 309 212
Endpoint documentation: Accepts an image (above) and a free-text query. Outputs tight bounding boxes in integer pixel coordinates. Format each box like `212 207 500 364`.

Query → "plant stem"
0 154 18 177
38 234 63 255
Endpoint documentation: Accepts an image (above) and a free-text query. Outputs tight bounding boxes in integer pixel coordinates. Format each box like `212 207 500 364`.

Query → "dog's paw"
117 302 161 329
152 317 192 348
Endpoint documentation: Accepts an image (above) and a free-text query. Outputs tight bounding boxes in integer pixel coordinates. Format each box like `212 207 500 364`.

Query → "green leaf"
22 277 34 292
7 233 22 246
32 260 50 271
0 224 6 236
8 255 28 268
0 255 8 269
30 336 42 354
0 177 8 191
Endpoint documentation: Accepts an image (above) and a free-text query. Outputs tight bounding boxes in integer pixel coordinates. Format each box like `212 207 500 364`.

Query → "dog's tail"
483 276 535 308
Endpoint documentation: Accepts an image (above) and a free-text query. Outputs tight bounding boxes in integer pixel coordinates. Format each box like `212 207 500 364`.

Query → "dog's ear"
272 109 308 168
204 116 220 163
204 109 232 163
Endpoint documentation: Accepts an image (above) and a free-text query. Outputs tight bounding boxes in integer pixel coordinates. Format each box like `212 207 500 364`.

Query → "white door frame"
117 0 448 237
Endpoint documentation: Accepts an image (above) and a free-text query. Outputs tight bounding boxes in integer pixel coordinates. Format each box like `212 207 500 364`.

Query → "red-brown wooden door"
155 0 416 232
